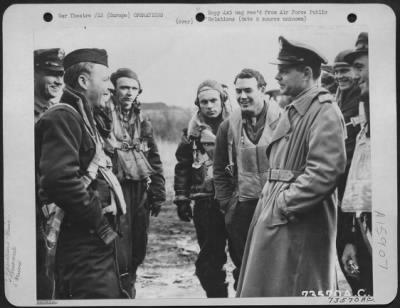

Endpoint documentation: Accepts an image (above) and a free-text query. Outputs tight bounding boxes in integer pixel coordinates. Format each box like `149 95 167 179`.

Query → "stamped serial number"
302 290 350 297
328 296 374 304
302 289 371 297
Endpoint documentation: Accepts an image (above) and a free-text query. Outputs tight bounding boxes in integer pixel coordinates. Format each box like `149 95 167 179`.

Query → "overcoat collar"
268 86 326 147
265 99 281 130
289 85 325 116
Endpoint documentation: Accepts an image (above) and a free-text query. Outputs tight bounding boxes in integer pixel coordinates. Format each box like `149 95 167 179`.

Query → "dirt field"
135 141 351 299
135 197 237 299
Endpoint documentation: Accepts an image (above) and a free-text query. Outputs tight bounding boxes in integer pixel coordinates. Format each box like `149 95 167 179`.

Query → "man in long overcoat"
236 37 346 297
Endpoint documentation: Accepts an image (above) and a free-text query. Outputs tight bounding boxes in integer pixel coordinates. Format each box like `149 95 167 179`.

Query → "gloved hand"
150 200 163 217
175 200 193 222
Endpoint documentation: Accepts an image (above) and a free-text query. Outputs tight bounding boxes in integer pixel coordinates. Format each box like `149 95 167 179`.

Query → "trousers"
55 225 124 299
117 180 150 298
193 198 233 297
224 198 258 290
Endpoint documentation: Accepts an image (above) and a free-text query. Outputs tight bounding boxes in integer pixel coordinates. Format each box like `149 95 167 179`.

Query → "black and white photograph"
3 3 397 306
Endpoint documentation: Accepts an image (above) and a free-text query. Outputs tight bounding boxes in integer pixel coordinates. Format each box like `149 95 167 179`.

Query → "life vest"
106 102 155 182
187 113 217 199
227 101 280 202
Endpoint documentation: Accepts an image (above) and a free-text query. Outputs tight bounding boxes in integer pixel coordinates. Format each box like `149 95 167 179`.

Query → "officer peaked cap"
64 48 108 69
34 48 65 72
271 36 327 66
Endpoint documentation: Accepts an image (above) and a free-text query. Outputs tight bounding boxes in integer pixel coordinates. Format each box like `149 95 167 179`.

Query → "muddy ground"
135 142 351 299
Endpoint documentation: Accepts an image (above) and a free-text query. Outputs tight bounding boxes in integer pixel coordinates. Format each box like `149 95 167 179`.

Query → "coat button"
89 229 95 234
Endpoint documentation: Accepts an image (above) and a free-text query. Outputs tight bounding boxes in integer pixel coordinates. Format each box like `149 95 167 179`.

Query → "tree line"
142 103 193 143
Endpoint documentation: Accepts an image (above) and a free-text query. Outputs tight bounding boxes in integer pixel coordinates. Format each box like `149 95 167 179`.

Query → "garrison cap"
111 68 142 91
271 36 328 66
355 32 368 49
64 48 108 70
34 48 65 72
344 32 368 64
333 49 353 69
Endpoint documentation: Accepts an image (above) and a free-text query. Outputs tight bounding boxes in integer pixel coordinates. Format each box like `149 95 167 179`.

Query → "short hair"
294 63 322 79
63 62 95 88
234 68 267 89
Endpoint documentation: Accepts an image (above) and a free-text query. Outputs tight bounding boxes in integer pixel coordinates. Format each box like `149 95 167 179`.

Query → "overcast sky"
35 24 366 109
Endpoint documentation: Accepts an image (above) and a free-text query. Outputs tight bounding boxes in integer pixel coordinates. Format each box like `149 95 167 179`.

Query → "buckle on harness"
225 164 234 177
120 141 132 151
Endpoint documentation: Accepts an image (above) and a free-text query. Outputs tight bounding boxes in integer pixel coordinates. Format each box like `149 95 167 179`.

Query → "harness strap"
225 117 236 176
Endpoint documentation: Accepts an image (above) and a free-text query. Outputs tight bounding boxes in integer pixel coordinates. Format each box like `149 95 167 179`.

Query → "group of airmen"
35 32 371 299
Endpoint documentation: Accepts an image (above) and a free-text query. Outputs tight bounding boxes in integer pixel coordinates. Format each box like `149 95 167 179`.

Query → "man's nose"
205 101 214 108
239 91 247 99
54 75 63 85
107 80 114 91
275 73 281 81
352 68 360 79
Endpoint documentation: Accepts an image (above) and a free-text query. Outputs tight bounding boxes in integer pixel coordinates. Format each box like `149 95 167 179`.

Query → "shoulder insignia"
318 93 333 104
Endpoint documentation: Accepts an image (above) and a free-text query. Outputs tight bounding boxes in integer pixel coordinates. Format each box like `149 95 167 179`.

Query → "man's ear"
303 66 313 80
77 73 90 90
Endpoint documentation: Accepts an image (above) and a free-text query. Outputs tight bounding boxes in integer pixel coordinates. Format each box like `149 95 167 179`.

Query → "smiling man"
36 48 127 299
34 48 65 123
214 69 281 290
104 68 166 298
236 37 346 297
334 49 362 200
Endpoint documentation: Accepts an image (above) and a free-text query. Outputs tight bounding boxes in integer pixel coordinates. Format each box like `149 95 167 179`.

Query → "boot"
205 282 229 298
